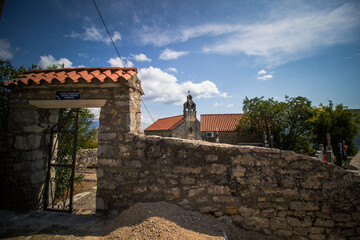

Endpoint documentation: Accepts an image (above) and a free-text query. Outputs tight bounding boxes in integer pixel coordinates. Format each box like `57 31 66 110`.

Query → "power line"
92 0 159 130
92 0 125 67
141 98 161 130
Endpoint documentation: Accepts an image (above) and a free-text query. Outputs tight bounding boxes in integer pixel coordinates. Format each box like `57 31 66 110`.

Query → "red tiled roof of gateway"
4 67 138 86
200 114 243 132
144 115 184 131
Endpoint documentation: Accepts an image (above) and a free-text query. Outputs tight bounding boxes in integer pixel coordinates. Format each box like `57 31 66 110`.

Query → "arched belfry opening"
0 67 143 213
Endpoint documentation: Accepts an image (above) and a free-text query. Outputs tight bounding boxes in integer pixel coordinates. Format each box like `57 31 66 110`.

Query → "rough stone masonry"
97 133 360 240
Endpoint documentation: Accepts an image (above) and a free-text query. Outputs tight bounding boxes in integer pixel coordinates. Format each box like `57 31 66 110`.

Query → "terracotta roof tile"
4 67 138 87
144 115 184 131
200 114 243 132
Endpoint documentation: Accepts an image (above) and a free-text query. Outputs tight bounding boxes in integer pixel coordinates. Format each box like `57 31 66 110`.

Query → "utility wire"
141 99 161 130
92 0 126 67
92 0 160 130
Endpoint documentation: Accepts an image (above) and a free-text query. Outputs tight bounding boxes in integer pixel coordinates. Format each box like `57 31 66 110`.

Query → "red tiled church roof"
144 115 184 131
200 114 243 132
4 67 138 86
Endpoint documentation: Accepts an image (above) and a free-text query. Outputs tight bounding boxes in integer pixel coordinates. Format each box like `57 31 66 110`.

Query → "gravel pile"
104 202 273 240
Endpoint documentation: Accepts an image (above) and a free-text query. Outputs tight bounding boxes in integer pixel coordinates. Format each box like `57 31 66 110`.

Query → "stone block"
261 208 275 218
174 166 202 174
301 180 322 189
97 145 114 158
314 219 334 227
15 135 41 150
134 186 147 194
278 230 293 237
293 227 309 236
225 206 239 215
245 216 270 228
309 227 325 234
300 216 313 227
195 196 208 204
270 217 287 230
332 213 351 222
188 187 205 197
181 177 196 185
290 201 319 211
23 125 45 132
287 216 301 227
213 196 236 203
208 186 231 195
199 205 218 214
129 160 142 168
231 154 255 166
30 171 44 184
238 206 259 217
205 154 218 162
98 132 116 141
164 187 182 201
351 212 360 221
309 234 326 240
215 211 224 217
31 159 44 170
231 166 246 178
210 164 227 175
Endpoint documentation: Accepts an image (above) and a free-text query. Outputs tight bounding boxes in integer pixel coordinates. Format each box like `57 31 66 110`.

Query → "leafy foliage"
0 60 37 133
54 109 97 201
308 102 360 156
237 96 313 153
237 96 360 156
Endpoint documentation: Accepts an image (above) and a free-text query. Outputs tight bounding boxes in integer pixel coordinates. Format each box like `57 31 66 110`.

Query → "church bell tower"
183 91 197 139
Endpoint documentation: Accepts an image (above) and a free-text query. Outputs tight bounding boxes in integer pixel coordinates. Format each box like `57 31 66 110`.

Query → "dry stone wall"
76 148 97 170
97 133 360 239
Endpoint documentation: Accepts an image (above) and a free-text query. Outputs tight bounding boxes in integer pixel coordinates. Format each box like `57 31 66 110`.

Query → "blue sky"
1 0 359 129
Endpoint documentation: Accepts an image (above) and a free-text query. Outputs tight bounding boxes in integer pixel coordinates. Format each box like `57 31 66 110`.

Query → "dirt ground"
0 168 276 240
0 201 276 240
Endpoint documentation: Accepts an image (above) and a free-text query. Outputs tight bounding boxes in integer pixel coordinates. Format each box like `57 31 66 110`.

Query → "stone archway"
0 67 143 213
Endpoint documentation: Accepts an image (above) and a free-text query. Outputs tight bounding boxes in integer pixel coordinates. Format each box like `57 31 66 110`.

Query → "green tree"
308 102 360 156
236 96 285 149
236 96 313 153
58 108 98 150
281 96 313 153
0 60 37 133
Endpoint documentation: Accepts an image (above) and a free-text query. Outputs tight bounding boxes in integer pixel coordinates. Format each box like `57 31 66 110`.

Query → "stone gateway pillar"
0 67 143 212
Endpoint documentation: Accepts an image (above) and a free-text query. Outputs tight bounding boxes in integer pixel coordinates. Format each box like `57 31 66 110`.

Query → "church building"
144 92 201 140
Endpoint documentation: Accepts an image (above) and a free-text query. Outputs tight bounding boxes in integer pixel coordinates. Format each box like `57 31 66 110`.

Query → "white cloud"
67 25 121 45
131 53 151 62
257 69 266 75
0 39 14 60
38 55 73 69
78 53 88 58
125 59 134 67
167 67 178 73
108 57 134 67
137 3 360 67
214 102 220 107
226 104 234 108
204 3 360 67
159 48 189 60
257 74 273 80
138 66 227 105
107 57 124 67
88 108 101 119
